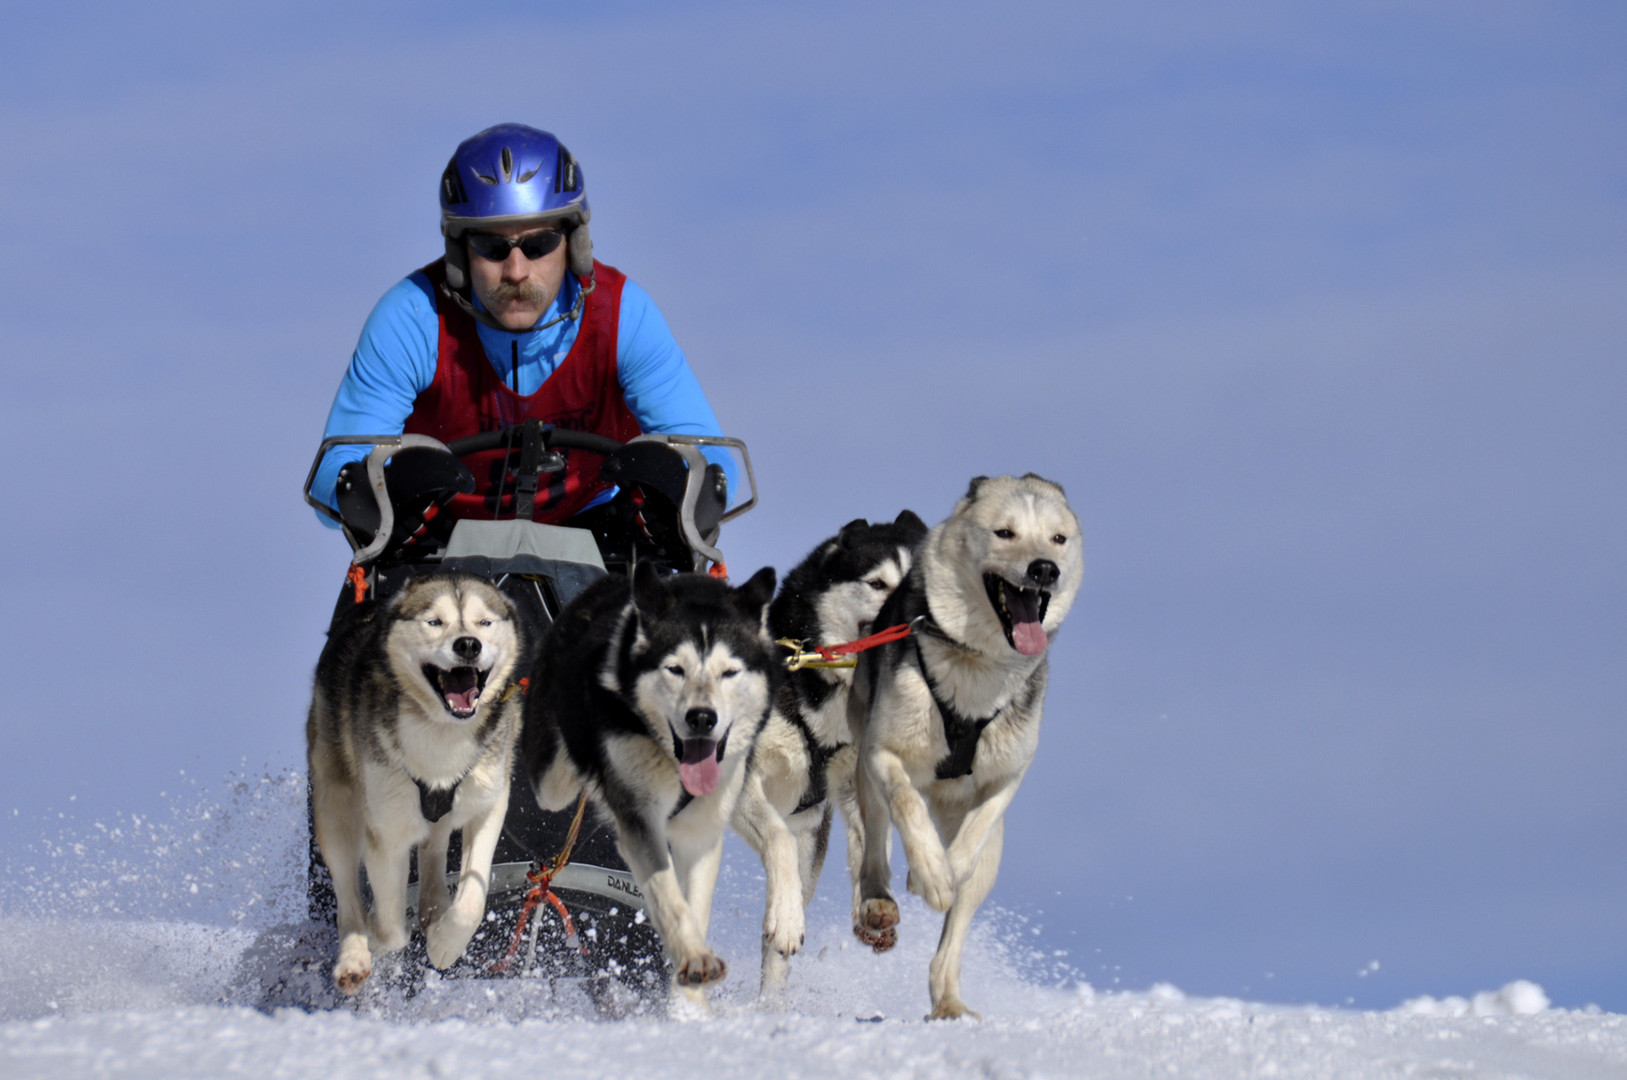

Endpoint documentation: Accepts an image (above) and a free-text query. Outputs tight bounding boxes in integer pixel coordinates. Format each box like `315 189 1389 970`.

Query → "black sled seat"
301 424 756 989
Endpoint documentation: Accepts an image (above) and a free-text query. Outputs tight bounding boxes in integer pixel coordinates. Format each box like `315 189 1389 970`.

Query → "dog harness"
414 777 461 823
912 634 1003 780
791 722 841 816
404 259 643 524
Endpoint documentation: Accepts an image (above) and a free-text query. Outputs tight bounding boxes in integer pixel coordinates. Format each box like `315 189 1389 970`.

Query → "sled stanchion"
489 790 592 973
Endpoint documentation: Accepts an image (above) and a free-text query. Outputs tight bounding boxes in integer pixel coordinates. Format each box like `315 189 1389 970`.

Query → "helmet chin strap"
442 271 596 334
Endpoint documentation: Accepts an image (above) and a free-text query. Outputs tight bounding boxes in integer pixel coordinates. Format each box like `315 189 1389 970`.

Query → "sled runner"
301 421 757 993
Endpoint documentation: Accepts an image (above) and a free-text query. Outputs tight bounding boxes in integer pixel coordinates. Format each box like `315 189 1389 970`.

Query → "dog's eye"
866 579 888 592
426 618 443 627
720 668 740 680
993 528 1015 540
478 618 494 627
665 664 685 677
1051 534 1067 545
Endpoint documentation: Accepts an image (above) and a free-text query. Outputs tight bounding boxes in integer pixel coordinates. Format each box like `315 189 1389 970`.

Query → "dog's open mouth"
422 664 489 719
669 730 726 798
984 573 1051 656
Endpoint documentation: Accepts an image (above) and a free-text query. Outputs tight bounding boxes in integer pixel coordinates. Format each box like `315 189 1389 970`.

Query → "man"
312 122 730 530
301 125 733 988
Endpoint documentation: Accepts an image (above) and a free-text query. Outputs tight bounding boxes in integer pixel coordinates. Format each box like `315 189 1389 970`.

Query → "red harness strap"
812 621 916 662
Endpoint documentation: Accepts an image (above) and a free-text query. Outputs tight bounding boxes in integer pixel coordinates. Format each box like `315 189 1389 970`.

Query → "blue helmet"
439 124 595 300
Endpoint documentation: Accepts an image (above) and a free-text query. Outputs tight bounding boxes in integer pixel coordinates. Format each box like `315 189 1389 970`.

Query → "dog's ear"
811 538 840 566
964 476 990 501
894 509 927 538
1019 471 1064 496
732 566 777 621
835 518 870 547
631 560 672 617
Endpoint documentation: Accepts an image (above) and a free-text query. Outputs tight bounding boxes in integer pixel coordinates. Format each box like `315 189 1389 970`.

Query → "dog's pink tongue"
1005 589 1049 656
1012 619 1049 656
443 668 480 713
678 740 721 797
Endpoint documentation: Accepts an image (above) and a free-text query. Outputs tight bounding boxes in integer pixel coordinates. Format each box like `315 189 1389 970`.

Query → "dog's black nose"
1026 559 1060 589
685 707 718 734
452 636 482 662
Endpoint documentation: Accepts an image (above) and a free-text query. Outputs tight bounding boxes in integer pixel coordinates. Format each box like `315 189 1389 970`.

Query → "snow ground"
3 774 1624 1079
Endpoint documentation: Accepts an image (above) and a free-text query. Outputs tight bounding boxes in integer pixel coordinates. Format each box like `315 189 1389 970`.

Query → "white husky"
848 474 1083 1019
307 574 524 994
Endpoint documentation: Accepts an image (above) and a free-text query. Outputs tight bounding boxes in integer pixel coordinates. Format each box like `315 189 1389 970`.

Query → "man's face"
466 222 569 332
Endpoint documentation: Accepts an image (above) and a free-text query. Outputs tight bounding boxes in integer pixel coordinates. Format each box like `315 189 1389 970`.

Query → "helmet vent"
440 160 468 206
500 146 514 181
517 164 541 183
555 146 579 193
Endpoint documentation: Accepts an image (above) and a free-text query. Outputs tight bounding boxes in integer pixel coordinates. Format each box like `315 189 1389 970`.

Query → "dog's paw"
905 849 956 912
674 950 728 987
854 898 899 951
333 939 373 995
927 997 982 1022
763 894 805 959
860 925 897 952
424 913 478 971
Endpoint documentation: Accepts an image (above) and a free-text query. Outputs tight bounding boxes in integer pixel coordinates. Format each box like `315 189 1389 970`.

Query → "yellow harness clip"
776 638 858 672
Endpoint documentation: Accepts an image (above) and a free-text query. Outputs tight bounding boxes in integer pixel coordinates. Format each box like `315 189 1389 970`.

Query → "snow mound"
1398 979 1551 1017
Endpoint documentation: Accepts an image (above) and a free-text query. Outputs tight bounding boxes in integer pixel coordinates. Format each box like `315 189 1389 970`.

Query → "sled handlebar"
302 428 758 570
445 428 624 457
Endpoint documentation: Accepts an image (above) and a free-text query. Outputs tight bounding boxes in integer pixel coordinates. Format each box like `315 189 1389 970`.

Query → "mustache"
489 279 551 307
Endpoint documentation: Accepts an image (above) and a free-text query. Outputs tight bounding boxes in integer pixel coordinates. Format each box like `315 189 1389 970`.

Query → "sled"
299 421 758 995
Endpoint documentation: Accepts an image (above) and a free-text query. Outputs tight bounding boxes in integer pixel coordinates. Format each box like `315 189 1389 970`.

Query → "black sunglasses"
466 229 566 262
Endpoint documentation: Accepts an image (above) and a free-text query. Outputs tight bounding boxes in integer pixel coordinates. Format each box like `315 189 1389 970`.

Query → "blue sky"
1 1 1623 1010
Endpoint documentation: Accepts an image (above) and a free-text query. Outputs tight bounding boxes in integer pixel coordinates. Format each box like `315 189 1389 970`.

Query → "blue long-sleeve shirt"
313 266 731 525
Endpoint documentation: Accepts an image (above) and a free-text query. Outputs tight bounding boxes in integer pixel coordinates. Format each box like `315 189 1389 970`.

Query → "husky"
731 511 927 999
306 573 525 994
848 475 1083 1019
522 561 777 1008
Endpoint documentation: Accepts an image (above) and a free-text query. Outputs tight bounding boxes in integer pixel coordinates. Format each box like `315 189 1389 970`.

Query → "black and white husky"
731 511 926 999
522 562 777 1008
307 573 525 994
849 475 1083 1019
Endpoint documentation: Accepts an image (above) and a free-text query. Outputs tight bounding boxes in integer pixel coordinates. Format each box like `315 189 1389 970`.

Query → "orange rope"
488 790 591 973
346 565 368 604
